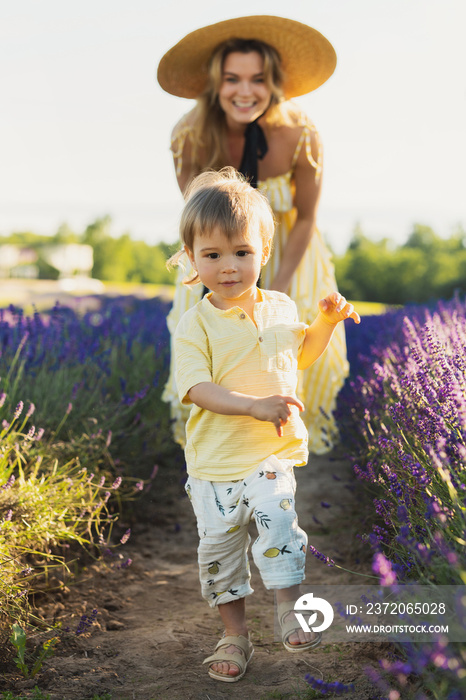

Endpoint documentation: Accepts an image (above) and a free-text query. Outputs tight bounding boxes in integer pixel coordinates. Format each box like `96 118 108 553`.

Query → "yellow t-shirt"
174 289 309 481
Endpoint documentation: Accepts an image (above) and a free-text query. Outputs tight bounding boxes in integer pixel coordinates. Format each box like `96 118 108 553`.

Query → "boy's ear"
261 240 272 266
184 245 196 268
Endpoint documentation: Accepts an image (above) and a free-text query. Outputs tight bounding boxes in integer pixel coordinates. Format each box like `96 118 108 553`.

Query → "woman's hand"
249 395 304 437
318 292 361 326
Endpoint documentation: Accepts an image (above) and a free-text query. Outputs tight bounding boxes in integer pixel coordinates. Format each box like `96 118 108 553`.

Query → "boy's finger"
336 295 348 312
343 303 361 324
285 396 305 411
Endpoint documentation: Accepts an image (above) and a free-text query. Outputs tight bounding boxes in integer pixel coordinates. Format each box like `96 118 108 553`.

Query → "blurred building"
0 244 39 278
0 243 95 280
41 243 94 278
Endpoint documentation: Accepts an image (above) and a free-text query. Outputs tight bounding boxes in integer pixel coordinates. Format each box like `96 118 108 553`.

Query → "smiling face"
186 224 270 313
218 51 272 129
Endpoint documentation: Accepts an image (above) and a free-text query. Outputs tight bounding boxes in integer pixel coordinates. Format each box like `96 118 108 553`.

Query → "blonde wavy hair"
168 167 275 285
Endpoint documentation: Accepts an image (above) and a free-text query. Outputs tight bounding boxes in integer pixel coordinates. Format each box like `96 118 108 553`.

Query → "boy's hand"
250 395 304 437
318 292 361 326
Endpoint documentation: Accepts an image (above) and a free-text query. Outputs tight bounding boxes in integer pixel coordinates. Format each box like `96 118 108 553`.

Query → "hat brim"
157 15 336 100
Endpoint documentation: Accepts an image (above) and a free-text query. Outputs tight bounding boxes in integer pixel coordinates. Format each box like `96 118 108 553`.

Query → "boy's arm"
298 292 360 370
188 382 304 437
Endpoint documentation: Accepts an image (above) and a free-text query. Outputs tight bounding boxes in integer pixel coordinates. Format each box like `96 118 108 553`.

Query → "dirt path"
7 451 388 700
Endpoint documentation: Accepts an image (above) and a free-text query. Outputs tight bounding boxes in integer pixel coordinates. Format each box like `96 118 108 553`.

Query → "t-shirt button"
258 336 264 342
239 313 246 319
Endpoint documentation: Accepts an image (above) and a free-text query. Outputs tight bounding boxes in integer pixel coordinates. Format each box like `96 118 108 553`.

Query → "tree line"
1 217 177 286
2 218 465 304
334 223 466 304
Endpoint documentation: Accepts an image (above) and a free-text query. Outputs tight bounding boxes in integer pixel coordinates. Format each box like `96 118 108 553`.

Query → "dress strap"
291 124 322 183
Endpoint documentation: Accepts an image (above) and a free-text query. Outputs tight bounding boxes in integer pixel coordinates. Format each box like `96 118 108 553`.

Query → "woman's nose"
238 80 252 95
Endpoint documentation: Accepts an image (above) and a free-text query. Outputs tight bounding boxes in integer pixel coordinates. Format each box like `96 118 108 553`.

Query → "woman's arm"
172 133 194 194
170 112 199 195
269 127 322 293
188 382 304 437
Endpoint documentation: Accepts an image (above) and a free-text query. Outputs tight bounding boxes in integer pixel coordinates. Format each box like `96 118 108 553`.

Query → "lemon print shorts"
185 455 308 607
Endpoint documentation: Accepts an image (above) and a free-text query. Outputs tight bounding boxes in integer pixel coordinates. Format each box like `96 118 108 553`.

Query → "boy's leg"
247 457 319 648
276 585 318 647
210 597 249 678
186 476 254 678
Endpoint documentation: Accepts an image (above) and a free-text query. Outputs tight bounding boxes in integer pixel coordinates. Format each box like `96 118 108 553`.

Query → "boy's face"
186 225 270 312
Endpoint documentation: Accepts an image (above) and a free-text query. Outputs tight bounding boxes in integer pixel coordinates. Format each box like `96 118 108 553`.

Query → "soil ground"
2 450 393 700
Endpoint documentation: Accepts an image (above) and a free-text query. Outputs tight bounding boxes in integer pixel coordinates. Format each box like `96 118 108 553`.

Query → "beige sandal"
278 601 322 653
203 634 254 682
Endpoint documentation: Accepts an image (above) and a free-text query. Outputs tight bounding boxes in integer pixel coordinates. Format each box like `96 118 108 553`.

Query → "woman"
157 15 349 454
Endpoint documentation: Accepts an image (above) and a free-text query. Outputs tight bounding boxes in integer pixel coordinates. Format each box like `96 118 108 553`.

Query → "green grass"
0 689 50 700
350 299 397 316
0 404 136 629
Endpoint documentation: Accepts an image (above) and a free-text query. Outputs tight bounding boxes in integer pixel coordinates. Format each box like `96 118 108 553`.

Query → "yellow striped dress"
162 117 349 454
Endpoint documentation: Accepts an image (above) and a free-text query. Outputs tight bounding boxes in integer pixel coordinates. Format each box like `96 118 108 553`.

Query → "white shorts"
185 455 308 608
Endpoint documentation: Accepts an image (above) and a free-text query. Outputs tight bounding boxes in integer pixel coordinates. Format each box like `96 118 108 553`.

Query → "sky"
1 0 465 254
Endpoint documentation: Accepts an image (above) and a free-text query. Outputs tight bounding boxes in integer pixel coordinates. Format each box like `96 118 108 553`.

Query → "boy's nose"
222 256 237 273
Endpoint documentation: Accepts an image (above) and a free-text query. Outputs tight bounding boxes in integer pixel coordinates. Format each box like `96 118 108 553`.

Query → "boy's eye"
207 253 219 259
236 250 249 257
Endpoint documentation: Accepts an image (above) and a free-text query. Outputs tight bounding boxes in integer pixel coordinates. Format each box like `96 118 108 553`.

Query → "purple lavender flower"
112 476 122 490
305 674 355 695
120 528 131 545
372 552 397 586
309 544 335 567
1 475 15 490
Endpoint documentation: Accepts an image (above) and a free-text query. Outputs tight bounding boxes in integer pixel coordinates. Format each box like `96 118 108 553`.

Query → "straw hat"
157 15 336 100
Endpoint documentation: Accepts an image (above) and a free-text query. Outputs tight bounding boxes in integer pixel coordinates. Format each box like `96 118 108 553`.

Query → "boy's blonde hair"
168 167 275 285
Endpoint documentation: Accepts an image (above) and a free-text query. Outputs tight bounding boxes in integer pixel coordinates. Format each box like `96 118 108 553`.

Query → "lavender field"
0 295 183 645
1 291 465 698
335 294 466 698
